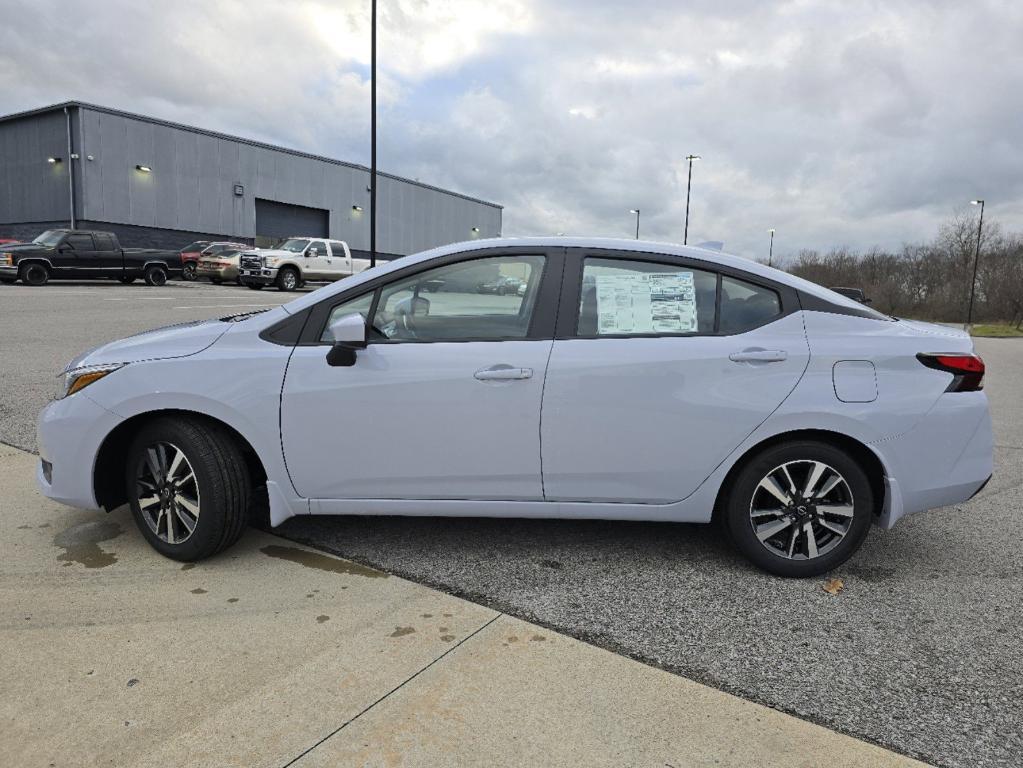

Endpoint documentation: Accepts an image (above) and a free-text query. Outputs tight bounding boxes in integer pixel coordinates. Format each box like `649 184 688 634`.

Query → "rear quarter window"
718 276 781 333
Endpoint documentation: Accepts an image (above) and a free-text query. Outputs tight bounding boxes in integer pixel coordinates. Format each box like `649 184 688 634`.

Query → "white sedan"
37 238 993 576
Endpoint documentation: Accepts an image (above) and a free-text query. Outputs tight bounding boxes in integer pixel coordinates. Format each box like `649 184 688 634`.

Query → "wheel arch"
93 409 268 511
712 428 887 522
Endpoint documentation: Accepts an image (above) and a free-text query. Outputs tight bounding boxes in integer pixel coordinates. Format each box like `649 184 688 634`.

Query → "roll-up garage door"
255 199 330 245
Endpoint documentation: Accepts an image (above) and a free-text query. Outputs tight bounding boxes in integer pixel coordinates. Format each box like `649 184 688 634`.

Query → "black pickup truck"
0 229 181 286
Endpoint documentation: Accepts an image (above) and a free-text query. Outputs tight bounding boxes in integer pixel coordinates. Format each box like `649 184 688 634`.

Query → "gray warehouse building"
0 101 502 259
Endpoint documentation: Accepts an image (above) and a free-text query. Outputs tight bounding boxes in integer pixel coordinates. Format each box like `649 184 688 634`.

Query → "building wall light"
135 164 152 173
471 226 480 233
352 205 363 212
48 157 61 164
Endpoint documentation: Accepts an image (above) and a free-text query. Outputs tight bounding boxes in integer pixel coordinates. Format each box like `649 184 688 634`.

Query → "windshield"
180 241 207 254
33 230 66 246
278 239 310 253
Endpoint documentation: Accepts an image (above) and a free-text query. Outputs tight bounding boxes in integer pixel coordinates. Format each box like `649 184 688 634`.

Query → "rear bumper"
197 266 238 280
871 391 994 528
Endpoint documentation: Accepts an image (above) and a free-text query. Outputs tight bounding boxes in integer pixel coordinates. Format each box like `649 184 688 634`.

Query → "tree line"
781 214 1023 327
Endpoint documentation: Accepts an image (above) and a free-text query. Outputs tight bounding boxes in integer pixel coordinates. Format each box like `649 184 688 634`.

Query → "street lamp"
369 0 378 267
966 199 985 327
629 209 640 239
768 228 775 267
683 154 700 244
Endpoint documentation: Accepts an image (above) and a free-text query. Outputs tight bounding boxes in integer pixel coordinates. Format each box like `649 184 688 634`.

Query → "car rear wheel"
126 417 250 561
277 267 299 292
20 263 49 286
182 262 197 281
144 265 168 286
723 440 873 577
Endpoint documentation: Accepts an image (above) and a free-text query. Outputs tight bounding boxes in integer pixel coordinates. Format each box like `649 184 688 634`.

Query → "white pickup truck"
238 237 370 291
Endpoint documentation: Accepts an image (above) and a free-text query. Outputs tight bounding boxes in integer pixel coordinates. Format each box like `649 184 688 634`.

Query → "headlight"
56 363 126 400
265 257 278 267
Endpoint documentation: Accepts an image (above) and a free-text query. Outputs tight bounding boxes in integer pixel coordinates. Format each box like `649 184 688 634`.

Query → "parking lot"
1 278 1021 767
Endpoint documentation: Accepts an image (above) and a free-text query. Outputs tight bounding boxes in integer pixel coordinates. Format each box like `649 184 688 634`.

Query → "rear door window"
65 234 95 251
718 276 781 333
578 257 717 336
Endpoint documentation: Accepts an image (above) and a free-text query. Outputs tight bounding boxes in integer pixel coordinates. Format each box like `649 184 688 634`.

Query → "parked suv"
239 238 369 292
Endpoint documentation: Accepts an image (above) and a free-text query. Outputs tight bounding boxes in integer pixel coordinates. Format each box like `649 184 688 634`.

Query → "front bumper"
0 265 19 278
36 392 124 510
239 267 278 286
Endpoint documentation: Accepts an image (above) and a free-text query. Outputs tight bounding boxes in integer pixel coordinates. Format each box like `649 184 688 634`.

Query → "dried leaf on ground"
822 578 844 595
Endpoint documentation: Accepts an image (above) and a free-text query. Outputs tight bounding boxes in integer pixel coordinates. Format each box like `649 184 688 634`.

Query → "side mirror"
326 313 368 367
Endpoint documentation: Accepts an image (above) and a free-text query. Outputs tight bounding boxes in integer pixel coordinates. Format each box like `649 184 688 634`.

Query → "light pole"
966 199 985 327
369 0 377 268
683 154 700 244
768 228 775 267
630 209 640 239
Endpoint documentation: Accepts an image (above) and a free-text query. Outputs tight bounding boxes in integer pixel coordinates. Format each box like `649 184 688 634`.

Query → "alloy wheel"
281 270 297 290
748 460 854 560
134 442 201 545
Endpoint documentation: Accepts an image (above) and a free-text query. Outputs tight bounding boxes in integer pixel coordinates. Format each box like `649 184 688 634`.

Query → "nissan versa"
36 238 993 577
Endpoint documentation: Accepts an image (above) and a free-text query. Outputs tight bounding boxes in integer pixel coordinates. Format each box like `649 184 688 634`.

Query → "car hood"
3 242 53 253
66 319 231 369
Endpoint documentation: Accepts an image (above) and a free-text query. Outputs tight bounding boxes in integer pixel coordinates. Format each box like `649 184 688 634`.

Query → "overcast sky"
1 0 1020 261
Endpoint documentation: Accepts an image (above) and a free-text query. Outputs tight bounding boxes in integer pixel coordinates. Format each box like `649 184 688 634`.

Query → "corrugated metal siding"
73 107 501 255
0 111 72 224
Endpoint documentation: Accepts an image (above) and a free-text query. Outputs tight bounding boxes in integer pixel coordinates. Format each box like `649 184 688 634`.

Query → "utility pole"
630 209 640 239
683 154 699 244
768 228 775 267
369 0 377 267
966 199 985 327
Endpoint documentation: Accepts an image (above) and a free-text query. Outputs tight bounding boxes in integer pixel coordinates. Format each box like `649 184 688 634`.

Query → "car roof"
277 236 871 316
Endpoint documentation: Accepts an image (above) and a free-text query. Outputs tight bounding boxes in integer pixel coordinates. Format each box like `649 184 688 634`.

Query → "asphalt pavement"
1 278 1020 767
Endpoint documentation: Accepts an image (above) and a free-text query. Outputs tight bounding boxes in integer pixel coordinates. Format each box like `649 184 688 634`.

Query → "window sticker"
595 272 697 334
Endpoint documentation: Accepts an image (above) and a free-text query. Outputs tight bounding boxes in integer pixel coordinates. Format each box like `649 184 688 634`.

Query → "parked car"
239 238 368 292
37 238 993 577
830 286 871 304
0 229 180 286
178 241 209 281
477 275 525 295
183 242 247 282
196 248 245 284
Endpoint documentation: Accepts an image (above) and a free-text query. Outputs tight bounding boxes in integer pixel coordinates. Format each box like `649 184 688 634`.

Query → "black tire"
20 262 49 286
119 276 136 285
125 417 250 561
246 283 264 290
722 440 873 577
182 262 197 281
276 267 299 292
144 265 168 286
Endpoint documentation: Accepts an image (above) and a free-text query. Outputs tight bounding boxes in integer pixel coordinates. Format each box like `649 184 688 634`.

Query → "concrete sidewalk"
0 444 928 767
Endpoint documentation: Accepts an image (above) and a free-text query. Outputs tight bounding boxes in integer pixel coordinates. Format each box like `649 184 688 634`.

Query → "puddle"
53 521 123 569
390 626 416 637
259 545 387 578
190 588 207 594
440 634 455 642
316 615 330 624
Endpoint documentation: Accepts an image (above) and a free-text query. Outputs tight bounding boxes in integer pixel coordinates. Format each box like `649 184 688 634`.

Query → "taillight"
917 353 985 392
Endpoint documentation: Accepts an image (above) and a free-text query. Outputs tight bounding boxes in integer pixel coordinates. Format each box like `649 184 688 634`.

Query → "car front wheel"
126 417 251 561
723 440 873 577
20 263 49 286
182 262 197 281
276 267 299 292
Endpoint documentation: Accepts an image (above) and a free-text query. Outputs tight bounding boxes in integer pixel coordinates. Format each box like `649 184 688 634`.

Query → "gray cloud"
1 0 1020 262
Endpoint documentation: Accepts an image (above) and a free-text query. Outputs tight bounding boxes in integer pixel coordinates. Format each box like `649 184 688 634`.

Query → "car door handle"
729 349 788 363
474 365 533 381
